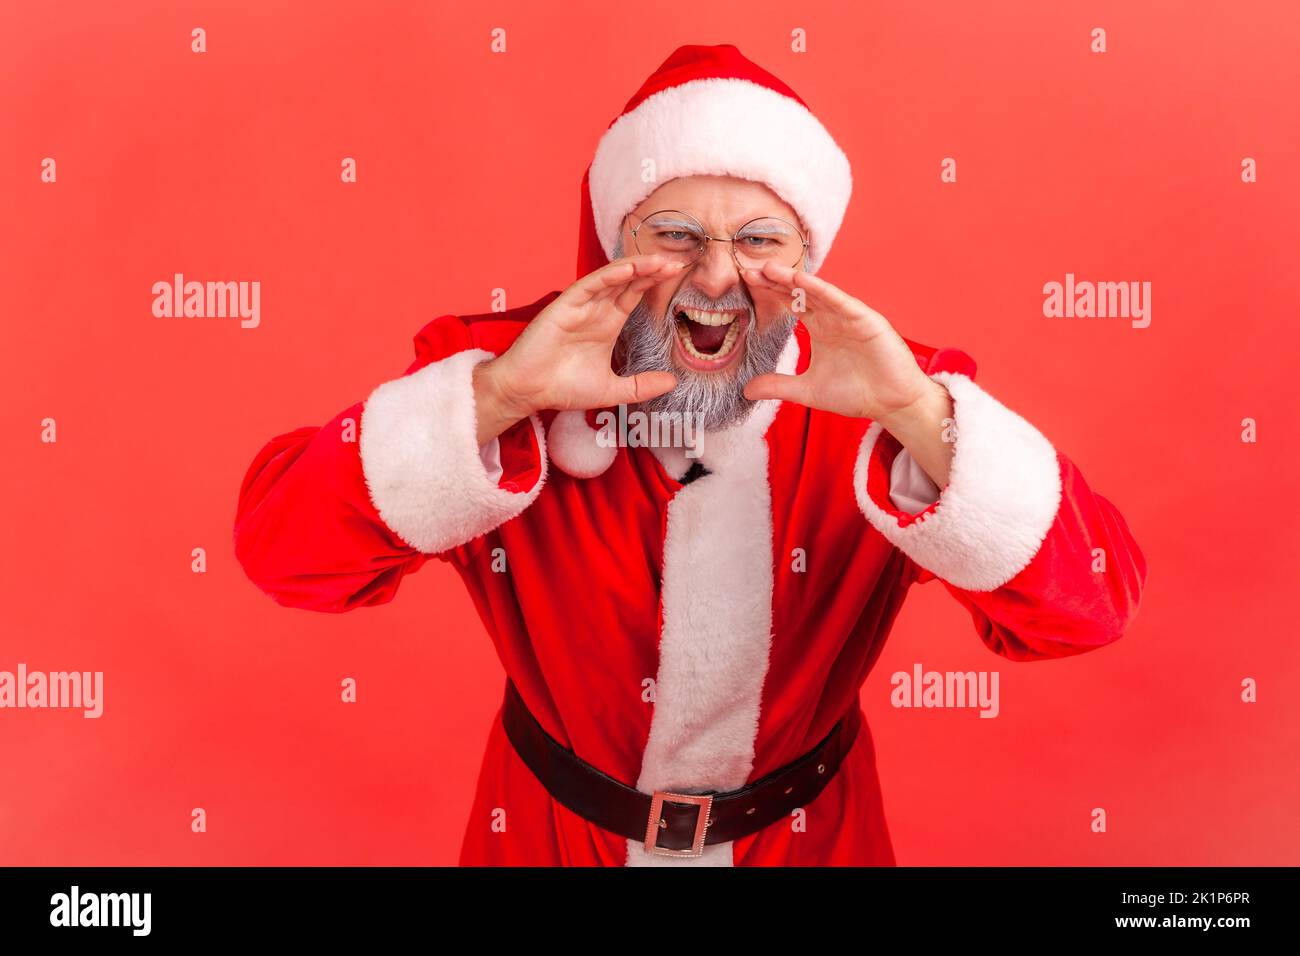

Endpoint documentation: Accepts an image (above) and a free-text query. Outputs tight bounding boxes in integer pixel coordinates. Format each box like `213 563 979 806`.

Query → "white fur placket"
624 333 799 867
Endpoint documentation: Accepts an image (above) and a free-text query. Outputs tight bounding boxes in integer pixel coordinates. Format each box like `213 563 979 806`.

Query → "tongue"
687 319 729 354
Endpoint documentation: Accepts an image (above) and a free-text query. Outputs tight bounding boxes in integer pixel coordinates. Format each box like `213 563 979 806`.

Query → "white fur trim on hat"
358 348 547 554
853 372 1063 591
589 78 852 274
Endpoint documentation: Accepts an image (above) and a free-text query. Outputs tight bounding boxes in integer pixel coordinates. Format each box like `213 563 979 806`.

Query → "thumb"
605 370 678 406
743 372 807 404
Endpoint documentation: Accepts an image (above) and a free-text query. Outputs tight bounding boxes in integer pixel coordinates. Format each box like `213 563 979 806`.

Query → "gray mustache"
668 290 754 316
615 299 795 431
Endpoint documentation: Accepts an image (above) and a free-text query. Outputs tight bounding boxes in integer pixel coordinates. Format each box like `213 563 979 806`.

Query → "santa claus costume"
233 44 1147 866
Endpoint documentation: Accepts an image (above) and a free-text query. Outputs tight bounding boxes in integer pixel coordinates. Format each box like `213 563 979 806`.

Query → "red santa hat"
576 44 853 277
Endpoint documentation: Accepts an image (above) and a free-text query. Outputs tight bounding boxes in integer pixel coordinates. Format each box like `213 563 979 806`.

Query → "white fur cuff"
358 348 547 554
854 373 1063 591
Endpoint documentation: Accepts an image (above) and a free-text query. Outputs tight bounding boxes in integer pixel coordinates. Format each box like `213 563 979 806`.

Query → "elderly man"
233 44 1147 866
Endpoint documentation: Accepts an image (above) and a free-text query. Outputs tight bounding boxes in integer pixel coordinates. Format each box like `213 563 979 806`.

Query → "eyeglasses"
626 209 809 271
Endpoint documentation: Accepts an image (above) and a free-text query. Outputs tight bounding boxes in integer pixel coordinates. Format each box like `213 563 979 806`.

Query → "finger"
760 260 863 315
740 266 783 291
587 254 681 295
757 260 801 287
609 265 684 314
604 370 678 406
743 263 827 318
610 282 651 316
561 258 640 307
751 262 886 335
592 257 686 306
742 371 812 405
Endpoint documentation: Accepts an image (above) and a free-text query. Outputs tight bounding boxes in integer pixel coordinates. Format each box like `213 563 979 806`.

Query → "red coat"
232 291 1147 867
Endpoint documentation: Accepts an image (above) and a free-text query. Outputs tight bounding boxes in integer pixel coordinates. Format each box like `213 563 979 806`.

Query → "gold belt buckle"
645 791 714 858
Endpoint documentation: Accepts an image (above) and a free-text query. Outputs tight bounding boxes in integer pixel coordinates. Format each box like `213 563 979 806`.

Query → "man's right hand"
471 254 686 446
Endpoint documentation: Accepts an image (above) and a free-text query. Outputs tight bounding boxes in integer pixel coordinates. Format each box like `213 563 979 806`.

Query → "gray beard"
615 301 796 431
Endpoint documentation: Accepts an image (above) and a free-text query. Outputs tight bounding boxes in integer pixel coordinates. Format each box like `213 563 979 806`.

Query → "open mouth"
672 307 748 369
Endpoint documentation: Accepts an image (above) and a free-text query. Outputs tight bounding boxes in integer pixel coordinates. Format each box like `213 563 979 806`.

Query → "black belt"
501 677 862 858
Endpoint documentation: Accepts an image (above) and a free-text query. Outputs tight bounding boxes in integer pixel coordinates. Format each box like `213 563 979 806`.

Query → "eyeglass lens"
633 210 805 268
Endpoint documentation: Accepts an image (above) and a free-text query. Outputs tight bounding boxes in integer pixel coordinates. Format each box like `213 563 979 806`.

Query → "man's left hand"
741 261 956 488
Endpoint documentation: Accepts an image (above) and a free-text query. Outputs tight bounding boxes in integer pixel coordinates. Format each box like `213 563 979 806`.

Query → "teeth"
681 308 739 327
676 316 742 362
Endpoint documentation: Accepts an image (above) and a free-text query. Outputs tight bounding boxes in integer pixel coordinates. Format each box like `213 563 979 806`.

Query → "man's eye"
741 236 777 248
658 231 695 242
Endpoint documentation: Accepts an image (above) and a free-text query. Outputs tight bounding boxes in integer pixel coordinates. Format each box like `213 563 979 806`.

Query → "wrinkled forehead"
631 174 805 232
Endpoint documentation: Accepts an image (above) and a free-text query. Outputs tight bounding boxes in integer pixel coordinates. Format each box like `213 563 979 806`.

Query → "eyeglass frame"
624 209 810 272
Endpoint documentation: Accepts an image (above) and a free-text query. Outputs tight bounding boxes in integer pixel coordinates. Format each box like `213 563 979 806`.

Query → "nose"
688 239 741 300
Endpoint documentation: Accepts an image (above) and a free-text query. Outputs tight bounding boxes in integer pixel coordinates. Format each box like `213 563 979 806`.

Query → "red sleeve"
854 348 1148 660
232 314 547 613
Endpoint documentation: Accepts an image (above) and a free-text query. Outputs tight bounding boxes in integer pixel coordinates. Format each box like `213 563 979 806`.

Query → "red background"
2 0 1297 865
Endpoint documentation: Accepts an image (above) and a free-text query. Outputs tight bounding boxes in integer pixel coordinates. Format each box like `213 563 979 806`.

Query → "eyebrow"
645 216 704 231
645 216 796 236
736 220 794 236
